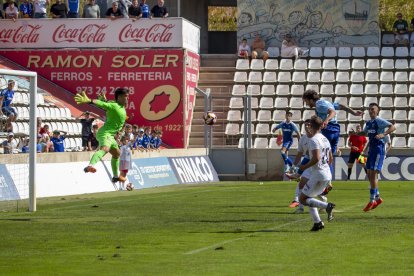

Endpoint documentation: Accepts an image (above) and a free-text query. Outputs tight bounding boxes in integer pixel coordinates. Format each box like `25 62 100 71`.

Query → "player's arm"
322 108 336 127
299 148 319 171
292 150 304 167
375 120 396 139
328 149 333 165
272 123 281 133
336 103 363 116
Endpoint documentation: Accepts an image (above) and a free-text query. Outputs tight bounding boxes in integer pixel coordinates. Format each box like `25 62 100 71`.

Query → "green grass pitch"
0 181 414 275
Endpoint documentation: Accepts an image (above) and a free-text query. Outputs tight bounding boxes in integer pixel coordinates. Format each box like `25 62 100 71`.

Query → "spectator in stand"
39 123 50 136
141 126 152 150
20 137 30 153
50 0 67 18
0 10 3 19
3 0 12 9
82 0 100 18
118 0 131 18
238 38 251 59
139 0 149 18
393 13 409 46
20 0 34 18
1 133 17 154
77 111 102 151
133 128 144 150
67 0 80 18
33 0 49 18
50 130 66 152
5 1 19 20
132 124 139 138
87 124 99 151
128 0 141 20
251 33 269 61
0 80 18 131
37 117 43 133
151 131 162 150
105 1 122 19
281 33 308 59
151 0 168 18
123 123 134 141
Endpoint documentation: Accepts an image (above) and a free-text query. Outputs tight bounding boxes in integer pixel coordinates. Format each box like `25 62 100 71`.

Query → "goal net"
0 69 37 212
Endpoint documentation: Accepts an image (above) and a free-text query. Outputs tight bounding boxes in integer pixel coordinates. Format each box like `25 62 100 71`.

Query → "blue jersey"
364 117 392 151
275 121 299 142
133 135 143 148
152 137 162 148
139 3 150 18
0 88 14 107
141 134 151 148
67 0 79 12
315 99 338 125
51 136 65 152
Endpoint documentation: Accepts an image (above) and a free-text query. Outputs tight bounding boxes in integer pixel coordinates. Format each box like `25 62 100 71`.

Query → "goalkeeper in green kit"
74 88 129 183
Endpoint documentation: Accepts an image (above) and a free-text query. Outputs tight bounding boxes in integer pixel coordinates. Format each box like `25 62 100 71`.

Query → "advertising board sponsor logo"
0 164 20 201
128 157 178 188
0 24 41 43
169 156 219 184
119 24 175 43
52 24 107 43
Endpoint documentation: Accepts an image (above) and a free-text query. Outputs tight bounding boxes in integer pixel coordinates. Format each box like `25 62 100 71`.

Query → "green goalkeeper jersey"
94 100 127 136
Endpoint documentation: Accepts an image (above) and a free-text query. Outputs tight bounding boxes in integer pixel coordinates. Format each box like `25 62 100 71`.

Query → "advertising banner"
334 156 414 181
0 164 20 201
169 156 219 184
128 157 179 189
0 49 199 148
0 18 200 53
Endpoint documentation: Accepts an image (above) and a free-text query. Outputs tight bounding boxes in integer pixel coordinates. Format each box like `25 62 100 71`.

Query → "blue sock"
286 157 293 166
281 153 288 166
370 188 376 201
375 188 380 199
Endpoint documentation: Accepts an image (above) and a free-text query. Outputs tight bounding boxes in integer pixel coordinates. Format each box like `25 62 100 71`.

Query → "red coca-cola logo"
52 24 108 43
0 25 41 43
119 24 174 43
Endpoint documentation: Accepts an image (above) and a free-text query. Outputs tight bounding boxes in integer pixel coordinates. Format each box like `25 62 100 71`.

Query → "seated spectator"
151 0 168 18
50 130 66 152
251 34 269 61
0 80 18 131
67 0 79 18
5 1 19 20
87 124 99 151
50 0 67 18
40 134 52 152
238 38 251 59
128 0 142 20
1 132 17 154
33 0 49 18
105 1 122 19
393 13 409 46
280 33 308 59
82 0 100 18
39 123 50 136
20 0 34 18
20 137 30 153
139 0 149 18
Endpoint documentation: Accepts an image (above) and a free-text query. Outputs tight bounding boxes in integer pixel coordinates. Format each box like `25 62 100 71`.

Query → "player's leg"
119 169 127 190
294 173 310 213
281 143 293 172
347 152 358 180
289 183 300 208
109 145 126 183
363 150 384 211
84 131 111 173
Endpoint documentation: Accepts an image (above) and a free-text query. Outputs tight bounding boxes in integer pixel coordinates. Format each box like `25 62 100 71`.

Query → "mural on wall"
237 0 379 48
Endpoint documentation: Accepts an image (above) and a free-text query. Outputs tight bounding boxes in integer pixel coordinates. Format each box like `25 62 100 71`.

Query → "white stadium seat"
307 72 320 83
408 110 414 121
259 97 274 109
366 59 380 69
310 47 323 57
381 47 394 57
394 72 408 82
263 72 277 83
352 47 366 57
379 84 394 95
279 59 294 70
350 84 363 95
250 59 264 70
275 85 289 96
324 47 337 57
274 97 289 109
272 110 286 121
236 59 249 70
320 84 334 95
225 123 239 135
381 59 394 70
394 97 408 108
227 110 241 122
393 110 407 121
257 110 272 122
248 72 262 83
291 110 301 121
267 47 280 58
306 84 319 92
289 97 303 108
349 97 363 108
308 59 322 70
380 71 393 82
365 84 379 95
336 110 347 122
322 59 336 70
338 47 351 58
242 110 257 122
409 72 414 82
350 71 364 82
250 97 259 109
410 124 414 134
408 137 414 148
277 72 291 83
292 71 306 83
410 59 414 69
392 137 406 148
379 97 393 108
394 123 408 135
365 71 379 82
234 72 247 82
336 72 349 82
232 85 246 96
240 124 254 135
335 84 348 95
379 110 392 120
229 97 244 109
337 59 351 70
254 138 268 149
262 84 275 95
294 59 307 70
255 123 270 135
321 71 335 82
367 46 380 57
334 96 348 106
395 59 408 69
269 138 281 149
302 109 314 120
291 85 304 96
265 59 278 70
352 59 365 70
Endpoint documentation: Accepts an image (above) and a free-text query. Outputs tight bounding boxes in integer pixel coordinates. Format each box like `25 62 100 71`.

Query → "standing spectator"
128 0 141 20
50 0 67 18
87 124 99 151
1 133 17 154
82 0 100 18
33 0 49 18
3 0 12 10
105 1 122 19
123 124 134 141
0 80 18 131
347 125 368 180
133 128 144 150
251 33 269 61
118 0 131 18
238 38 251 59
77 111 102 151
50 130 66 152
67 0 80 18
151 0 168 18
139 0 149 18
5 1 19 20
151 131 162 150
393 13 409 46
20 0 34 18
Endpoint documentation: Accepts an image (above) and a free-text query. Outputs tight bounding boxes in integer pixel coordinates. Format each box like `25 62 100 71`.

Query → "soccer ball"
203 112 217 125
126 183 134 191
357 155 367 164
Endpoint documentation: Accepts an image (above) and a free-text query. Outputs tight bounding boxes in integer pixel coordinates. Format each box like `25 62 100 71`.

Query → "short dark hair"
286 111 293 116
302 90 319 101
369 102 380 111
115 87 129 101
309 115 323 131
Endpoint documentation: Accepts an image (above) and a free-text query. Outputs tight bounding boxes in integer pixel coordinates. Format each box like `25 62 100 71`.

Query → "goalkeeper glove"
97 92 107 102
74 91 92 105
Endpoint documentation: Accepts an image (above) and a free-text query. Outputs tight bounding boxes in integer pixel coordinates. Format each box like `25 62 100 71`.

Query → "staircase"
188 54 237 148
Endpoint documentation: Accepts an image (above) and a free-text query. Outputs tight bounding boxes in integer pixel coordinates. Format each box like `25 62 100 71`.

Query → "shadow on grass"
0 218 32 221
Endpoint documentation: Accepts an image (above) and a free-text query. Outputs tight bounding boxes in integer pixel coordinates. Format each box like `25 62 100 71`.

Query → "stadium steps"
200 54 238 67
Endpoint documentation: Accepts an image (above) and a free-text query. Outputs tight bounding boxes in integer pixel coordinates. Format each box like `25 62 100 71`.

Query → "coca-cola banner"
0 18 200 53
0 49 199 148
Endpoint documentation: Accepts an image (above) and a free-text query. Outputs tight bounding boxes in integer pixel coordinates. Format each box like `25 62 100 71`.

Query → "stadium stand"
227 46 414 148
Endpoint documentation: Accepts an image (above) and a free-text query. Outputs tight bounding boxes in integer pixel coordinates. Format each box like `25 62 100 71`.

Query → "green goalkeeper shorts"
96 131 119 150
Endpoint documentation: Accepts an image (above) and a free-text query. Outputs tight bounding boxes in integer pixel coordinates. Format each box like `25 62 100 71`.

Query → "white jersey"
120 144 132 170
297 134 310 159
308 133 331 180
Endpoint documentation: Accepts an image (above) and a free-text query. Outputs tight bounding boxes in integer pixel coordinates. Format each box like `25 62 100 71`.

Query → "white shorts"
301 168 311 180
302 177 330 198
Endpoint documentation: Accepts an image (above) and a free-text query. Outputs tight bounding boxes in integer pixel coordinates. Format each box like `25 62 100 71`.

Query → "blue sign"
0 164 20 201
128 157 178 189
169 156 219 184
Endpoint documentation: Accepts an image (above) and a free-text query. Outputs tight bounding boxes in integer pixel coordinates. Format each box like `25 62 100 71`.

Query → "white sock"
306 198 328 209
309 207 321 223
294 185 299 202
298 189 303 208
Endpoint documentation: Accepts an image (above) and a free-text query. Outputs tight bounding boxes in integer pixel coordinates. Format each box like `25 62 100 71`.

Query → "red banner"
184 51 200 147
0 49 198 148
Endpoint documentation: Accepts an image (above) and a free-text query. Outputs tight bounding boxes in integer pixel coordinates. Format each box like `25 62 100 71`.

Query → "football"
203 112 217 125
126 183 134 191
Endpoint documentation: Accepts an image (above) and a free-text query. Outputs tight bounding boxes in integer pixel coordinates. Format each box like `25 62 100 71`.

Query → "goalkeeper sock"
347 168 352 179
111 157 120 177
90 150 107 166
